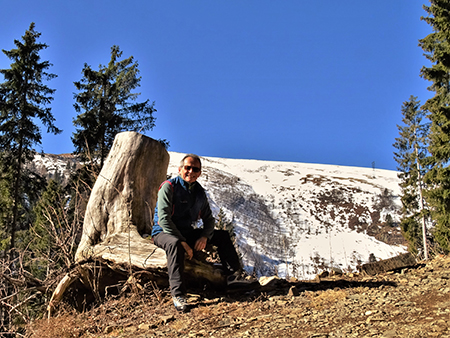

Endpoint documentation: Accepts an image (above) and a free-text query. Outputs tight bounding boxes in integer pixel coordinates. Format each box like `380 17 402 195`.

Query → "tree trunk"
74 131 169 265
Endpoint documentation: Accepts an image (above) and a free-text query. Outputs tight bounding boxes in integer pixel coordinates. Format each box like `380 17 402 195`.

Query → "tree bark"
75 131 169 266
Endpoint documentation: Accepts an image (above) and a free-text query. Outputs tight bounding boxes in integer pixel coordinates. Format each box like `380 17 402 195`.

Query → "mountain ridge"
32 151 407 279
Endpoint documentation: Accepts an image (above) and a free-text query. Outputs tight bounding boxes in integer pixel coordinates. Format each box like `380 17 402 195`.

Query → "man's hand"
181 241 193 260
194 237 208 252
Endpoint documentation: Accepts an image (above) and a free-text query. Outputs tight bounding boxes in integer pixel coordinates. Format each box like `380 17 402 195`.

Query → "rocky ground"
27 255 450 338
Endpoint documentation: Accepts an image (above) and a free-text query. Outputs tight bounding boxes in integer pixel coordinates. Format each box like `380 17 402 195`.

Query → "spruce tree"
0 23 61 251
393 96 430 256
0 159 13 253
420 0 450 252
215 208 236 243
215 208 242 266
17 180 73 279
72 45 156 171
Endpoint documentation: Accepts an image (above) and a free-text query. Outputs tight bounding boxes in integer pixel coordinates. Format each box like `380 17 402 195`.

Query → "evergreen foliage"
72 45 157 171
215 208 236 242
214 208 242 265
0 23 61 251
393 96 430 255
0 160 13 253
419 0 450 252
17 180 74 280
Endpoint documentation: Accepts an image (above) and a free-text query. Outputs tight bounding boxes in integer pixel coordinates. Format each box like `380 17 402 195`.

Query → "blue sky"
0 1 432 170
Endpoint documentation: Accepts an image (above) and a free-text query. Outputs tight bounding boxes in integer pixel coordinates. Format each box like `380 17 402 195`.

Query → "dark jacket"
151 176 215 241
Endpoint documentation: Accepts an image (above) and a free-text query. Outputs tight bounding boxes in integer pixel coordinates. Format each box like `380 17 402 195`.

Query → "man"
152 154 254 312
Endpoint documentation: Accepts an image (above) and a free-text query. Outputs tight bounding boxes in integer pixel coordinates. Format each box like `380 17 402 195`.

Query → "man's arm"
156 182 186 241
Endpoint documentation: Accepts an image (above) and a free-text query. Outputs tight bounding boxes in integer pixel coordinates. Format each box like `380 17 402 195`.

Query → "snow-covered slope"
33 151 406 280
167 152 406 279
32 153 79 184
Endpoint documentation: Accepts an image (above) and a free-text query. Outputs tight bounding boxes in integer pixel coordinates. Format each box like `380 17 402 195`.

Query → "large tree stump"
49 132 224 314
74 131 169 266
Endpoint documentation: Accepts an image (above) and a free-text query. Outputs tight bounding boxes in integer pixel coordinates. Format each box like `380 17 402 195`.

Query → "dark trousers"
153 229 241 297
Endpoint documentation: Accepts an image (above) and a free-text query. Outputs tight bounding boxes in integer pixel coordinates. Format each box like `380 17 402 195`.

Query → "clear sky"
0 1 433 170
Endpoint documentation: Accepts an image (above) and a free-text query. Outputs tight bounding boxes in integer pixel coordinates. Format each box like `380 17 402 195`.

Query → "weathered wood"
75 131 170 266
50 132 225 314
359 252 417 275
48 273 78 316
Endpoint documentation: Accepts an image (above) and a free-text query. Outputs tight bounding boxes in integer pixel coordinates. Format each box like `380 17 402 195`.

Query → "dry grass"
27 313 89 338
307 289 347 310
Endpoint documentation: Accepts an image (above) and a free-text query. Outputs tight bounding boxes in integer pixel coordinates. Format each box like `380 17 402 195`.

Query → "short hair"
179 154 202 169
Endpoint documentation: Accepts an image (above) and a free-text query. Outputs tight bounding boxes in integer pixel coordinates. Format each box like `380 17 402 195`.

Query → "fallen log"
359 252 417 275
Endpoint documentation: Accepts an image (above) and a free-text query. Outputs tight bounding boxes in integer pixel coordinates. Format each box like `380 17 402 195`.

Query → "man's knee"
154 233 182 251
214 229 229 237
211 229 233 245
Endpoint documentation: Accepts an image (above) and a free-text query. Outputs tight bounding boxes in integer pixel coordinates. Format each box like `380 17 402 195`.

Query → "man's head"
178 154 202 184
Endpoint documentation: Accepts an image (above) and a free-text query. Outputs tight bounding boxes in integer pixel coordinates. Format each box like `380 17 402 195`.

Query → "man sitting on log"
152 153 256 312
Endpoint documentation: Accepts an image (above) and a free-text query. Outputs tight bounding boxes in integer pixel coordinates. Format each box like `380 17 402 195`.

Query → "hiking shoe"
226 271 259 288
172 295 189 312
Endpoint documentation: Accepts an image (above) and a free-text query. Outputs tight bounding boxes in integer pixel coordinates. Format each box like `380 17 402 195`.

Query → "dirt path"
28 255 450 338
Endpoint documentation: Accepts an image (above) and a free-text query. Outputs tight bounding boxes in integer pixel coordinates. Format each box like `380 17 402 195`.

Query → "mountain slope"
166 153 406 279
33 151 406 279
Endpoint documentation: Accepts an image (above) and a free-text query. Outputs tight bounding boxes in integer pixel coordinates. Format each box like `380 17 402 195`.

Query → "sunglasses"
183 165 201 173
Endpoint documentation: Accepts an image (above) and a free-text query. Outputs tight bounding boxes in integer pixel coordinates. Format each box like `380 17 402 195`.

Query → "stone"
288 286 300 297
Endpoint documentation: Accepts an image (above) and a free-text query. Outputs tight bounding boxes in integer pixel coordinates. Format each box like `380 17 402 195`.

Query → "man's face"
179 157 201 184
